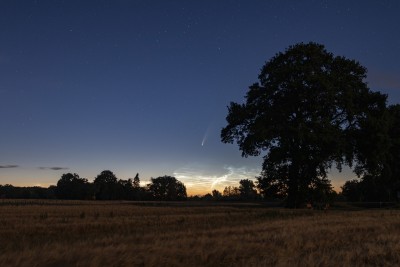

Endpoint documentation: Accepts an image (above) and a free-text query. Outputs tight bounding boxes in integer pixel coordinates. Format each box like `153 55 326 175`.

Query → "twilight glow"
1 1 399 195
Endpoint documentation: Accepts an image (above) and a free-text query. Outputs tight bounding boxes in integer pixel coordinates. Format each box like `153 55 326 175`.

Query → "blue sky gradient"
1 1 399 194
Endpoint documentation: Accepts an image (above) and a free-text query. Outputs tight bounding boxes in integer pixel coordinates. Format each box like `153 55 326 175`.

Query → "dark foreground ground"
1 200 399 266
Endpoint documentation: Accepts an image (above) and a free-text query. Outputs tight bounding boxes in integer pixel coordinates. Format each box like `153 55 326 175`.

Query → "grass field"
0 200 399 267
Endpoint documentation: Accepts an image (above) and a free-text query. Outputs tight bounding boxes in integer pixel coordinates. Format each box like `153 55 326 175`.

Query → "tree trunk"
286 160 301 208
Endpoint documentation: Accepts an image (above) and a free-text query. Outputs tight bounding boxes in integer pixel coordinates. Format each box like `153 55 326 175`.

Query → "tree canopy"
221 42 387 207
147 175 187 201
341 104 400 202
93 170 120 200
238 179 258 200
56 173 91 200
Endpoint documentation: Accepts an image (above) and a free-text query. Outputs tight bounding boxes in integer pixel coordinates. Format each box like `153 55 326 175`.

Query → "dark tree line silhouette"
0 184 56 199
0 171 187 201
198 179 261 201
0 175 262 202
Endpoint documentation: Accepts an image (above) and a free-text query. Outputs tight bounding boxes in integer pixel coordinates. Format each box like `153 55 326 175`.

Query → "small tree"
147 175 187 201
56 173 91 200
93 170 119 200
223 186 240 200
133 173 140 187
212 189 222 200
118 178 134 200
239 179 258 200
307 176 336 204
256 173 287 200
341 179 363 202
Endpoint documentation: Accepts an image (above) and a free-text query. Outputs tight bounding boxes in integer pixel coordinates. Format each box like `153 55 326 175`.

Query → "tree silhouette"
93 170 119 200
0 184 56 199
223 186 240 200
147 175 187 201
307 176 336 205
56 173 91 200
238 179 258 200
212 189 222 200
117 178 134 200
221 42 387 207
341 179 363 202
133 173 140 188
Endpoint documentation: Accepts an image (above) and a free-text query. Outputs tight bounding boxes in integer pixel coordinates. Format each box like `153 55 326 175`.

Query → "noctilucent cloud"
1 1 399 195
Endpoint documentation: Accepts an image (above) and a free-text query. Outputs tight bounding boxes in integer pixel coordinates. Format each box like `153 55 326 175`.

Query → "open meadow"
1 200 399 267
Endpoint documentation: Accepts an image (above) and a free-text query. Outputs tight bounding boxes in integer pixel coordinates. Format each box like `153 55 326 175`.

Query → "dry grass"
0 200 399 267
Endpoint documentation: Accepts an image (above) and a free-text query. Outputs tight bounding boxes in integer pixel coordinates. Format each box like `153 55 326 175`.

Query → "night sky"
1 1 399 195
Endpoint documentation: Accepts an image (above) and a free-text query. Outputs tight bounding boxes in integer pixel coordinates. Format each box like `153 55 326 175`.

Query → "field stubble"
0 200 399 266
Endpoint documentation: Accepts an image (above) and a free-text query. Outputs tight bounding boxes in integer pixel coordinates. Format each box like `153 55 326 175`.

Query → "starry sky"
1 0 399 195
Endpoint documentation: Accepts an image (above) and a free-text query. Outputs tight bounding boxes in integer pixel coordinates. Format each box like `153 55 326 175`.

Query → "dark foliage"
341 180 362 202
239 179 258 200
211 189 222 200
93 170 119 200
56 173 93 200
342 105 400 202
221 42 387 207
0 184 55 199
1 171 188 201
93 170 146 200
222 186 240 200
147 175 187 201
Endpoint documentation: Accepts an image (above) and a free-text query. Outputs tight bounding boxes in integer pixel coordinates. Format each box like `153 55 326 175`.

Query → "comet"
201 126 210 146
201 119 217 147
201 135 207 146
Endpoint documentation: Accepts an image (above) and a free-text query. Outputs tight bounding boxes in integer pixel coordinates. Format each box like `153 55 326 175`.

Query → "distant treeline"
341 178 400 203
2 169 398 203
0 171 264 202
0 171 186 201
0 185 55 199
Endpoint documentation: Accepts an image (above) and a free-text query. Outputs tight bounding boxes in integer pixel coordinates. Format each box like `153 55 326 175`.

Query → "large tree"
221 42 387 207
